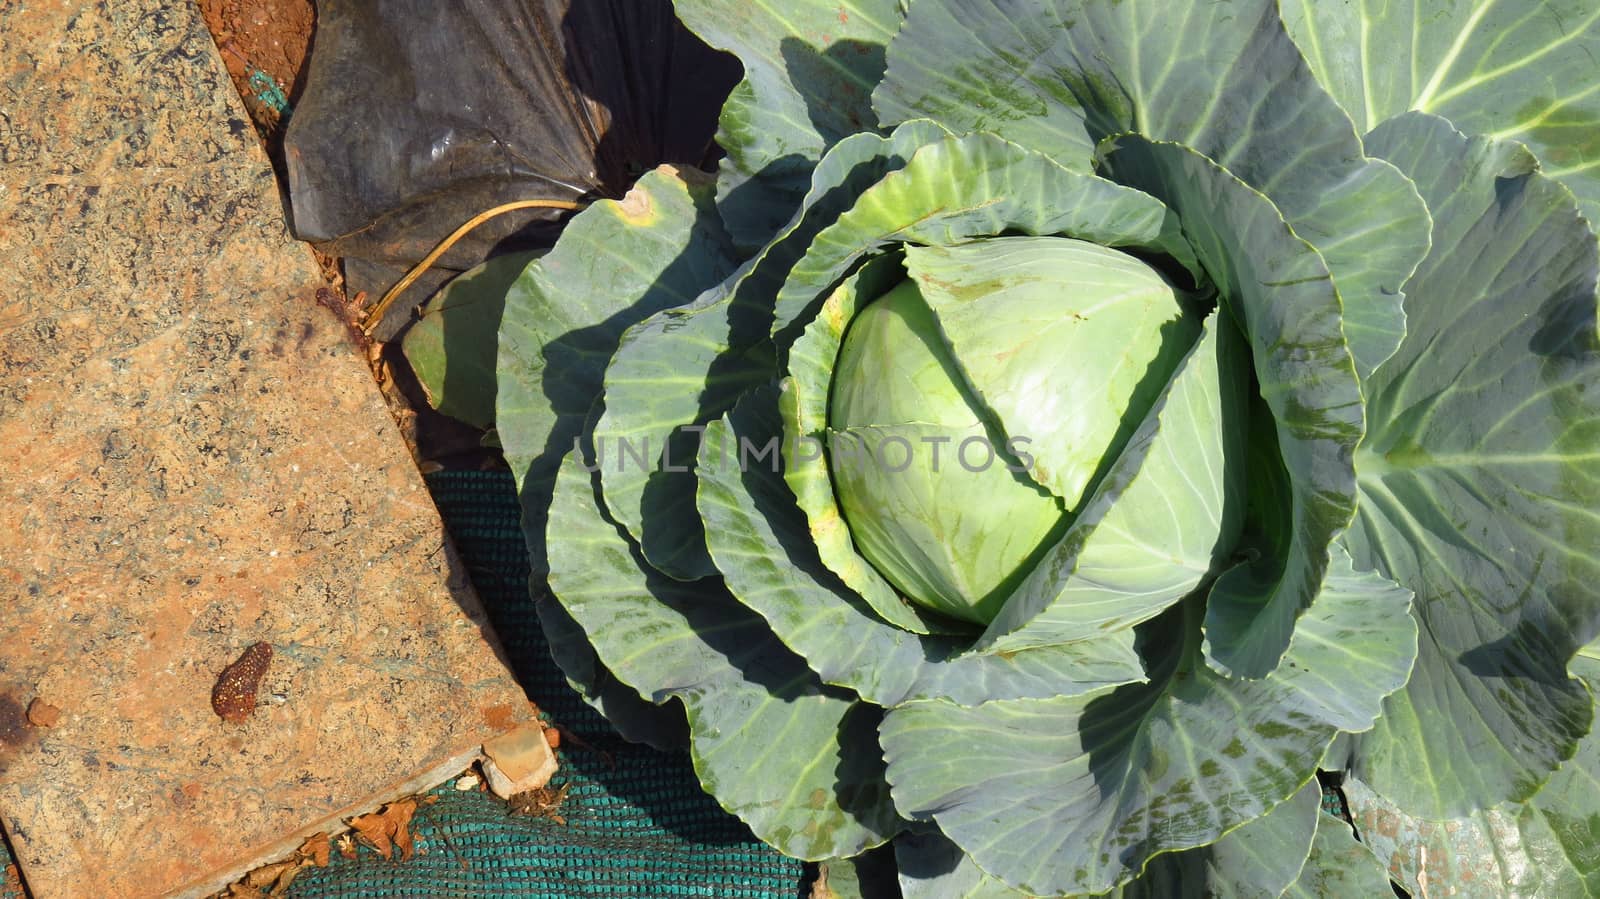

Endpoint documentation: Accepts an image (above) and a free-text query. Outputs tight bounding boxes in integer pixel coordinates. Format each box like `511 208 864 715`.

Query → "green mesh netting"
0 469 802 899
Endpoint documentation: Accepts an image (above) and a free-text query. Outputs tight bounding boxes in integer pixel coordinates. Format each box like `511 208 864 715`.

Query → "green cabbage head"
488 0 1600 895
829 239 1203 625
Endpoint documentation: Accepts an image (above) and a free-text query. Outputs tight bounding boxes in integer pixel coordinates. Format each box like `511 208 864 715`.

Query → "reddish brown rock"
211 643 273 725
0 2 535 896
23 701 59 730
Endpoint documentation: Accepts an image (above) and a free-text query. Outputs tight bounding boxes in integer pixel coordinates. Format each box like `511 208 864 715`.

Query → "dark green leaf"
536 594 689 751
672 0 906 248
1279 810 1395 898
1348 112 1600 818
495 165 738 575
895 830 1034 899
403 250 540 429
1112 779 1322 899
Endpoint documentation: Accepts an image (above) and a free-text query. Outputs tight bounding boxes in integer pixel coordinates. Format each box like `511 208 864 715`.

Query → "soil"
196 0 315 140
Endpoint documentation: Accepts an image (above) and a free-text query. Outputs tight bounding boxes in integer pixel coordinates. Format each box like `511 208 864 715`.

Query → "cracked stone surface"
0 2 535 896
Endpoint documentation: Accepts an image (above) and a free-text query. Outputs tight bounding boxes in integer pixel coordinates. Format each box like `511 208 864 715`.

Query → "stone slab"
0 2 536 896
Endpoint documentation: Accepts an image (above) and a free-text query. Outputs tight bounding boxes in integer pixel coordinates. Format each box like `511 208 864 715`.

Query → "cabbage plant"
490 1 1600 894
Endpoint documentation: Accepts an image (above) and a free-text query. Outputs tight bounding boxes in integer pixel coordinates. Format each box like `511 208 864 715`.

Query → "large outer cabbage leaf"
1111 780 1323 899
1347 112 1600 820
1281 0 1600 227
893 782 1324 899
670 0 906 248
494 165 741 746
1279 809 1397 899
403 250 540 430
1341 640 1600 897
879 545 1413 896
496 165 738 576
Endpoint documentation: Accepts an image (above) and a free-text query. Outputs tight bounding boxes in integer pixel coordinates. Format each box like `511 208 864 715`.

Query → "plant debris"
216 831 331 898
298 832 331 867
809 864 836 899
347 795 436 861
208 794 436 894
508 782 571 825
314 286 378 361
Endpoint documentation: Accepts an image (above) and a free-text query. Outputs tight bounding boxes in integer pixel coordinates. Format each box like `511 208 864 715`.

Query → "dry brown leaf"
213 850 315 897
810 865 834 899
387 799 419 861
347 810 394 860
274 861 309 894
348 797 423 861
298 831 331 867
246 860 302 889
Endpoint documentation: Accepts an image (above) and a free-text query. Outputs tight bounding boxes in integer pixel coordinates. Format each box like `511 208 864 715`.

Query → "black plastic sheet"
284 0 739 333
